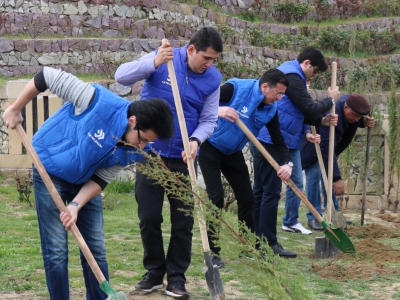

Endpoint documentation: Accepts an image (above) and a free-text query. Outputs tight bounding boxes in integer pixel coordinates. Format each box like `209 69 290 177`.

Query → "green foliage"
312 0 335 22
314 27 352 55
272 0 310 23
215 60 264 81
336 0 362 19
14 171 33 207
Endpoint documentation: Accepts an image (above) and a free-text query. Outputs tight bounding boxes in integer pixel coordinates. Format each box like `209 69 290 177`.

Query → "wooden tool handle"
162 39 210 252
327 61 337 223
311 126 328 191
14 123 107 284
235 119 324 223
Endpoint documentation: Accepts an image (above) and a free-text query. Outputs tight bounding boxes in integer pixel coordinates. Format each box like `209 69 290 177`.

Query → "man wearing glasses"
301 93 374 230
198 69 295 266
252 46 340 241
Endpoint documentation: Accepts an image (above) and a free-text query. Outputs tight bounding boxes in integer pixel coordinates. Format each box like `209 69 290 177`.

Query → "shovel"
163 39 225 300
235 118 355 253
311 126 343 257
12 121 127 300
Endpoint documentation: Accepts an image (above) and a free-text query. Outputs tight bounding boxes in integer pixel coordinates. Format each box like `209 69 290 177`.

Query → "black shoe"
211 255 225 268
135 272 163 292
308 219 324 231
270 243 297 258
166 281 190 299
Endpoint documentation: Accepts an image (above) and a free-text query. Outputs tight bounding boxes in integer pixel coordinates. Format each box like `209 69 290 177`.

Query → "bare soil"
310 210 400 281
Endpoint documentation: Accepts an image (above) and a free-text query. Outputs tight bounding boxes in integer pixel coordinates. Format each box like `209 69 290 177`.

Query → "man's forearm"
114 52 156 86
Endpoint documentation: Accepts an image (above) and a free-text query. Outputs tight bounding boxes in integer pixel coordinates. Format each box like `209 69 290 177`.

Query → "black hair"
128 98 174 139
259 68 289 88
297 46 328 72
188 27 223 53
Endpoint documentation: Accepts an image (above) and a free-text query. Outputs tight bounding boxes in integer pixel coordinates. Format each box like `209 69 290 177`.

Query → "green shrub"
272 0 310 23
312 0 335 22
313 27 352 55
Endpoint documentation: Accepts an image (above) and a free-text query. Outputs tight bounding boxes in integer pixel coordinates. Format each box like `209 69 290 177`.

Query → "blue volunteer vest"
208 78 277 154
257 59 306 149
32 84 144 184
140 44 222 158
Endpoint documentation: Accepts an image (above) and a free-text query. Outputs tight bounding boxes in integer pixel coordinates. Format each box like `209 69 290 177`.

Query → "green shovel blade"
100 281 128 300
320 220 356 253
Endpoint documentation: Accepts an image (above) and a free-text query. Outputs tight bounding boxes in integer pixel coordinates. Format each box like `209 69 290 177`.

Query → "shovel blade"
320 221 355 253
203 252 225 300
315 236 341 259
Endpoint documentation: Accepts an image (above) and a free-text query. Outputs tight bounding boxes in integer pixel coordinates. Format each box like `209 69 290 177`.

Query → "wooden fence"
0 81 63 168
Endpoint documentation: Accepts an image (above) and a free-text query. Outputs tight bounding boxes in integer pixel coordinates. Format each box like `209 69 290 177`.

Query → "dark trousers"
250 141 282 247
135 154 194 283
198 140 255 255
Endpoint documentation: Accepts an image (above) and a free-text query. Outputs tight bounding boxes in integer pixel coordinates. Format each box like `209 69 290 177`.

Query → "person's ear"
187 44 196 55
128 116 137 126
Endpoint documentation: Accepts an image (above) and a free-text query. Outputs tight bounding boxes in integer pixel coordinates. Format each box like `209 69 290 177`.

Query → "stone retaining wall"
1 0 399 41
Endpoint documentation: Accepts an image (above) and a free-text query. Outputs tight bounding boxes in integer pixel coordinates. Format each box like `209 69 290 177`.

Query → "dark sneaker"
308 219 324 231
271 243 297 258
211 255 225 268
166 281 190 299
135 272 163 292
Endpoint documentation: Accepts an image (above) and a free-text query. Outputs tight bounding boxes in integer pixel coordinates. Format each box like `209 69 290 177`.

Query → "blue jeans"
282 149 303 227
305 161 323 220
304 161 339 221
250 142 282 246
321 177 339 211
33 166 109 300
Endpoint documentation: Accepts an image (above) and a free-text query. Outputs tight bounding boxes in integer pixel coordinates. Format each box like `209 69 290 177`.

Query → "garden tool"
314 61 343 257
311 126 342 258
12 119 127 300
361 106 373 226
162 39 225 300
235 118 355 253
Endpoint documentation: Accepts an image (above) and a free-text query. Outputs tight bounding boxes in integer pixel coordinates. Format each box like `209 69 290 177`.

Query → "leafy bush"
313 27 352 54
356 29 399 55
312 0 335 22
272 0 310 23
336 0 362 18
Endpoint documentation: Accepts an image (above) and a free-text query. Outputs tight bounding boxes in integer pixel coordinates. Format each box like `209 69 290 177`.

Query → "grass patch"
1 177 400 299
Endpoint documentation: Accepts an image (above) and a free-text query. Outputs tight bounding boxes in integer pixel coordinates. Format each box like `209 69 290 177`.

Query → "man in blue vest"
253 46 340 238
301 93 374 230
199 69 297 265
2 67 174 300
115 27 223 299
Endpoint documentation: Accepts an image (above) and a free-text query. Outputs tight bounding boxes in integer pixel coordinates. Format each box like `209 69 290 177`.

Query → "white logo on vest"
162 75 171 86
94 129 105 140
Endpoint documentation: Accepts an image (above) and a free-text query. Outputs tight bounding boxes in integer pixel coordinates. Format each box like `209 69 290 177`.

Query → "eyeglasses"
311 65 319 74
272 90 285 99
134 124 148 145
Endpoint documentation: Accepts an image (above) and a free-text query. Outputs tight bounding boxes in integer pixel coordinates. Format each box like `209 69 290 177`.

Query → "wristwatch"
285 161 294 168
189 137 201 146
69 201 81 210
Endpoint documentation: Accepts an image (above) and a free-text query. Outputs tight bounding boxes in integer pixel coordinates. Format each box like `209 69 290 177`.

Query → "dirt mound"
311 218 400 280
347 223 400 239
310 262 398 280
